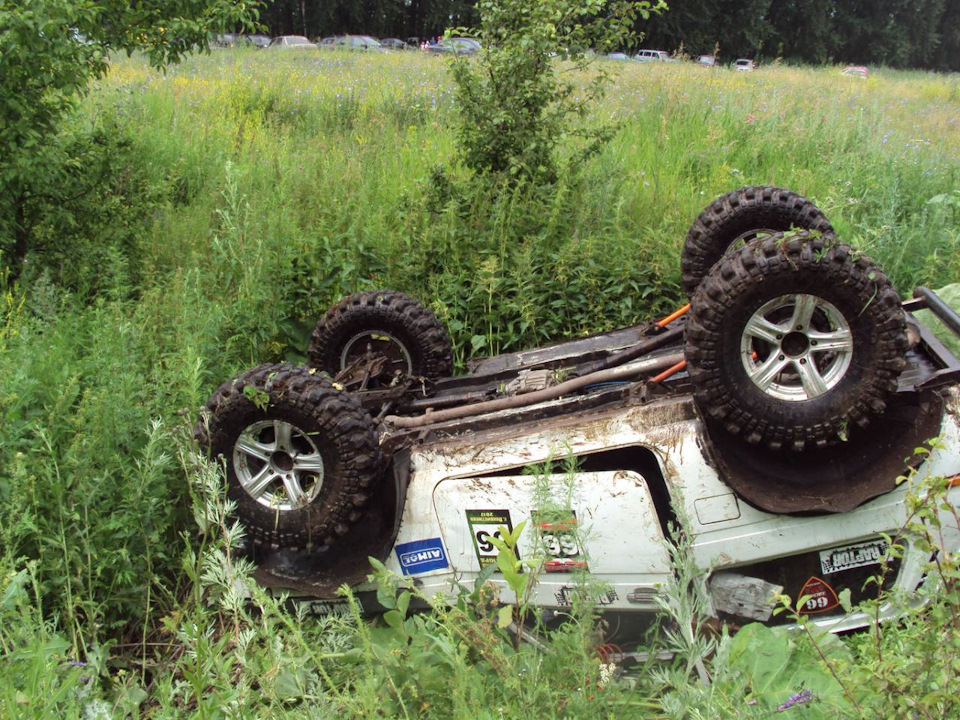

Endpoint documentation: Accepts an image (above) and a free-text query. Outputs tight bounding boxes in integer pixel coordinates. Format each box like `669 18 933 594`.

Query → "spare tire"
196 363 381 550
685 233 908 452
308 290 453 389
681 186 834 297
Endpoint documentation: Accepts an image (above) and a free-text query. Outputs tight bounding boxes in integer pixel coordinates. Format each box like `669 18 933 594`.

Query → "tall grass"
0 48 958 716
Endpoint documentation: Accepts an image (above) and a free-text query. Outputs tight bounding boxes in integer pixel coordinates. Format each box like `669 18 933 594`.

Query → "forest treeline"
262 0 960 71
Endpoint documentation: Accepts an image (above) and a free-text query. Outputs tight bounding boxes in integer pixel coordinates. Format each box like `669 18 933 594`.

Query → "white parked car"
635 49 671 62
270 35 316 49
734 58 755 72
842 65 869 79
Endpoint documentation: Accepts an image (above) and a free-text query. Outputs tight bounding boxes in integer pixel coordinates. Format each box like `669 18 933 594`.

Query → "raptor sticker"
296 600 351 617
466 509 516 569
395 538 449 576
820 539 888 575
798 576 840 614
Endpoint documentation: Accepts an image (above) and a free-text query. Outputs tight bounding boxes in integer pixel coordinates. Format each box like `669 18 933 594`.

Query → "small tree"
0 0 259 271
449 0 665 185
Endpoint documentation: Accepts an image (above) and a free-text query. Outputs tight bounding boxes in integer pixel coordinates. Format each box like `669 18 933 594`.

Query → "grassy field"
1 49 959 717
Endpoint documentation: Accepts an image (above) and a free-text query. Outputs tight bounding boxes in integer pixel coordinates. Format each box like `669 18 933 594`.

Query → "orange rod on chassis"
650 359 687 384
657 303 690 328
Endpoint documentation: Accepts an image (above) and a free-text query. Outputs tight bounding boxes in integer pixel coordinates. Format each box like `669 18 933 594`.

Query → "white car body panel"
356 388 960 630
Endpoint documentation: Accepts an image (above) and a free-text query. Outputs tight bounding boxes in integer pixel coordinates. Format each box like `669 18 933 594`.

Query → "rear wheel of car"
196 363 381 550
308 290 453 389
681 186 834 297
684 233 908 452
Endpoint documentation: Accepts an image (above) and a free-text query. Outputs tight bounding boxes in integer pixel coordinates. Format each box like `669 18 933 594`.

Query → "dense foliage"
261 0 960 71
0 0 258 274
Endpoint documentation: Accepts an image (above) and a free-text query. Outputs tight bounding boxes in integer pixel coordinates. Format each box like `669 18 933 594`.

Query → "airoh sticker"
466 509 515 569
798 576 840 614
819 539 888 575
395 538 449 576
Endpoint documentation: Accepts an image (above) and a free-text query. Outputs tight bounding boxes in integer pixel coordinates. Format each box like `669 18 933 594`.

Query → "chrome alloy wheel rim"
739 293 854 402
233 420 324 510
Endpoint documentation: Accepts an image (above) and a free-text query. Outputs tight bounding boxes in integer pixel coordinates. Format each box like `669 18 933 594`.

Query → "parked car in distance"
635 49 671 62
734 58 755 72
605 52 632 61
271 35 316 49
695 54 717 67
380 37 413 50
325 35 386 51
247 34 272 49
213 33 241 47
841 65 869 79
424 37 481 55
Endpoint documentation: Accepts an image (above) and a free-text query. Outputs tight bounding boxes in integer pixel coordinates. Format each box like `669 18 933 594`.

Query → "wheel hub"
739 293 854 402
780 331 809 357
339 330 413 389
271 451 294 472
233 419 325 510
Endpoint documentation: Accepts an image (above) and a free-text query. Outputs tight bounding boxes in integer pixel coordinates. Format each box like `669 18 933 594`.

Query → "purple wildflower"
778 688 814 711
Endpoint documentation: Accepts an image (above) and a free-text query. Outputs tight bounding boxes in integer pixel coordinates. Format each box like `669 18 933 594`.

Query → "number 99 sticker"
466 509 516 569
533 511 588 573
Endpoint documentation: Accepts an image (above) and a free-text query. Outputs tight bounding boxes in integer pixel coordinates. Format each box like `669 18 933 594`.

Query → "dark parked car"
213 33 240 47
247 34 272 49
424 37 481 55
323 35 386 51
380 37 413 50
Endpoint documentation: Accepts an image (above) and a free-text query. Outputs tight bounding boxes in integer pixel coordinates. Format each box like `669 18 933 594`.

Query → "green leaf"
397 590 411 618
838 588 853 613
497 605 513 628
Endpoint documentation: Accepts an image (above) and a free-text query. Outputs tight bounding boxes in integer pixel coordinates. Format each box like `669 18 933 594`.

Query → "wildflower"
778 688 814 711
597 662 617 688
746 113 755 124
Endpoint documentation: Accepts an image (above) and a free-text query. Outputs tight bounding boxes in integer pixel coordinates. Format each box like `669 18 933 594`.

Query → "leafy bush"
449 0 664 184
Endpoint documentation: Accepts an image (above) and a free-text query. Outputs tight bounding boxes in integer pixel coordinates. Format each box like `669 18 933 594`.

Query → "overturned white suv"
197 186 960 631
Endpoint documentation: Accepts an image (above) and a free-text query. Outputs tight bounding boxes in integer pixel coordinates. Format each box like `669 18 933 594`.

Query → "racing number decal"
534 511 588 573
798 576 840 614
466 509 516 569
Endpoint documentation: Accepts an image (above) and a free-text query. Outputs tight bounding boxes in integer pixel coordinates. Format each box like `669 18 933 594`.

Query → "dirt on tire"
195 363 381 550
308 290 453 383
684 233 908 452
682 186 835 297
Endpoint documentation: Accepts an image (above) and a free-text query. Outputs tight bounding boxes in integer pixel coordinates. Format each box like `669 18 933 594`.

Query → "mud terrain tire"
682 186 834 297
308 290 453 386
685 233 908 452
196 363 381 550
